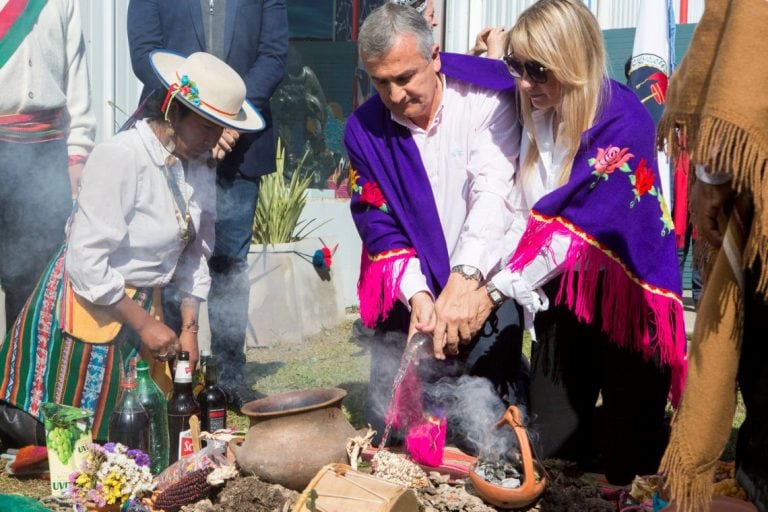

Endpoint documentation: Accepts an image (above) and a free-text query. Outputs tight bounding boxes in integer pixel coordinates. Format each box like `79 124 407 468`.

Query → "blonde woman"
462 0 687 484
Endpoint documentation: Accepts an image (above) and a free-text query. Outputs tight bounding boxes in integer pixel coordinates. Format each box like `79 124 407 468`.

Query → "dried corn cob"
154 468 213 512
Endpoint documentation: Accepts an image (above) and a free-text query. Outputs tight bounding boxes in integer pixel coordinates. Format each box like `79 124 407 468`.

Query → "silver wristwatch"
451 264 482 281
485 281 507 308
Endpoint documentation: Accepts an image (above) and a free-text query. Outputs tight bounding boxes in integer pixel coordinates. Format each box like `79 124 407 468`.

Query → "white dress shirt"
393 74 521 305
66 120 216 305
491 108 570 320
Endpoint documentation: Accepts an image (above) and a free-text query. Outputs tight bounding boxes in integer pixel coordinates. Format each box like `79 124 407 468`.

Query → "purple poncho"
507 80 686 403
344 53 515 327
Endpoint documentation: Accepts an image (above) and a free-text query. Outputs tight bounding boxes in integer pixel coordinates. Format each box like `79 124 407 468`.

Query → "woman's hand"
134 315 179 360
433 273 481 351
179 329 199 372
112 294 178 360
469 26 507 59
178 294 201 370
484 27 508 59
467 287 496 336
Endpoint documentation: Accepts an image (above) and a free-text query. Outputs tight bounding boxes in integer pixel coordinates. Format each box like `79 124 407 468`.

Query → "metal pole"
352 0 360 41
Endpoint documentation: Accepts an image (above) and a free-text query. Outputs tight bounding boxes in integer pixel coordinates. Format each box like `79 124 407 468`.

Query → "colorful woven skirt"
0 246 151 440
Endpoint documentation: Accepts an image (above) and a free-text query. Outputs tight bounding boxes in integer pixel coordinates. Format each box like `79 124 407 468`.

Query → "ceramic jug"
230 387 356 490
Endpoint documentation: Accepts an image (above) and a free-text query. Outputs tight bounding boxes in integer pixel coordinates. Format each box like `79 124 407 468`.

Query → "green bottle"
135 360 170 475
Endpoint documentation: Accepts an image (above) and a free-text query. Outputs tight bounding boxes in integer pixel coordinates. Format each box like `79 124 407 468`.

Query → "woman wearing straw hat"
0 51 263 446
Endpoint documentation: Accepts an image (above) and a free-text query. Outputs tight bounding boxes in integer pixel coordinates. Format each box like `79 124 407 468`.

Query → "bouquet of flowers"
68 442 156 510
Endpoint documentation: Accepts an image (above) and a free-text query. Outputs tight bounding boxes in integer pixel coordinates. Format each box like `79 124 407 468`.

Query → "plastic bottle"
167 351 200 464
108 360 150 453
135 360 170 474
199 359 227 450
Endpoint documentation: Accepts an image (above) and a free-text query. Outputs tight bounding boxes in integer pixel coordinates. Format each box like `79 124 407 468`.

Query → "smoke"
423 375 521 461
364 330 412 443
365 328 531 461
0 140 73 328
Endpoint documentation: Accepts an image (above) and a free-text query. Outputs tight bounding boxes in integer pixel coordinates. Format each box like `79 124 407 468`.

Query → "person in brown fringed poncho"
657 0 768 511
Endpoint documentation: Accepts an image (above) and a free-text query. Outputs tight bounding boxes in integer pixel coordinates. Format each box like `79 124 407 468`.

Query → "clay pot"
469 405 547 509
230 387 356 491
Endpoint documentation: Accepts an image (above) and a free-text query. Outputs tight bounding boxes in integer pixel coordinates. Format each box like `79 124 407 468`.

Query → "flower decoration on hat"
161 74 202 120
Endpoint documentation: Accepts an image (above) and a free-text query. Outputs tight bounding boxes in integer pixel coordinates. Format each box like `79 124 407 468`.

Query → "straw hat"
150 50 264 132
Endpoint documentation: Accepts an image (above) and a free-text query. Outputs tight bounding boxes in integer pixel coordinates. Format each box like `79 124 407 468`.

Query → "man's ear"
432 44 441 72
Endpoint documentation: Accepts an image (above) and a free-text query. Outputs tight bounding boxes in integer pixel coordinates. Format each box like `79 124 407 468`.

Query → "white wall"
442 0 703 54
79 0 143 143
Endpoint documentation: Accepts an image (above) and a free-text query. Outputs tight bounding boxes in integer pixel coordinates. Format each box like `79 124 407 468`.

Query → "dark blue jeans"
208 172 262 382
365 299 528 453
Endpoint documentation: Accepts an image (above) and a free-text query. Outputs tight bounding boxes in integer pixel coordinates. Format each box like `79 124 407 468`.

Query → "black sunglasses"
502 55 549 84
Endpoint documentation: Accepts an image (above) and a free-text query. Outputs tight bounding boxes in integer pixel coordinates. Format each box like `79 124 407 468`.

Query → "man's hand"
68 162 85 198
212 128 240 161
690 178 733 247
432 273 481 356
408 291 437 354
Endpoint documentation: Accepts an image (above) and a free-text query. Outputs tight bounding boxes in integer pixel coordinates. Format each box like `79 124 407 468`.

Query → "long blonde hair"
508 0 607 184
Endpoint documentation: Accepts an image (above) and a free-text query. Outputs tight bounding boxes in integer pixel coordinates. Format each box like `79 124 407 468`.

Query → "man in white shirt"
345 3 525 449
0 0 95 327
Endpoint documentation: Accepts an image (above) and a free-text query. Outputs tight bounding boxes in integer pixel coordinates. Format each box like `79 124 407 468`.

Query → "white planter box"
244 238 346 347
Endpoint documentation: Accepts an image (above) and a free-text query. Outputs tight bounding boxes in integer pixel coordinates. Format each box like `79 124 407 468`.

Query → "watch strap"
485 282 506 308
450 264 482 281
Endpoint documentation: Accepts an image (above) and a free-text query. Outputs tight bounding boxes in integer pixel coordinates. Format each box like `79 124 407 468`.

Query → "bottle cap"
178 351 190 361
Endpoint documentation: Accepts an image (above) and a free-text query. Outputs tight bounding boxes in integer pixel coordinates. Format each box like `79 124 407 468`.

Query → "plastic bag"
155 445 230 492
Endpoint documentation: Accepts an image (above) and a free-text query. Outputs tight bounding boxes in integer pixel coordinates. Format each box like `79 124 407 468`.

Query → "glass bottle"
193 349 211 397
135 360 170 474
167 351 200 464
199 359 227 450
108 360 150 453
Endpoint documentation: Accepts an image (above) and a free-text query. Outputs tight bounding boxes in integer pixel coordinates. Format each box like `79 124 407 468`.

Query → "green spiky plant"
252 139 324 244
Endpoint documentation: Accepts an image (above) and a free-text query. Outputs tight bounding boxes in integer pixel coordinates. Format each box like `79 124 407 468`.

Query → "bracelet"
182 320 199 334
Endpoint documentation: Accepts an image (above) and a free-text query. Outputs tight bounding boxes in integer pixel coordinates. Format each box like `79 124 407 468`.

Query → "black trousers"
365 299 528 454
529 279 671 485
0 139 71 326
736 261 768 511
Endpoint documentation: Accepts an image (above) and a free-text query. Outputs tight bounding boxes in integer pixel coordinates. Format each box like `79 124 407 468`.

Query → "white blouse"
491 108 570 321
66 120 216 305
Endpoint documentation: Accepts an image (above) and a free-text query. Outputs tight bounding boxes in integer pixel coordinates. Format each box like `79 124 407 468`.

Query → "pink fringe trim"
509 214 688 406
358 248 416 328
